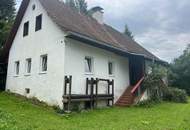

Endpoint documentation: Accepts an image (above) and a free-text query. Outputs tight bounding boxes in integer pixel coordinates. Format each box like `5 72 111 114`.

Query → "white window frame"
40 54 48 73
108 61 115 76
25 58 32 75
84 56 94 75
14 61 20 76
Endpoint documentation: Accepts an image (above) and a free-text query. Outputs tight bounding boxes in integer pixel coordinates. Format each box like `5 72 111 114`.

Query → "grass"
0 92 190 130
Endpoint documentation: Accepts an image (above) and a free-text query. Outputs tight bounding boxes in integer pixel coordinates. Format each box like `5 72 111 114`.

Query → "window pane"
108 62 113 75
35 14 42 31
85 57 92 73
15 61 19 75
23 21 29 36
41 55 47 72
26 59 31 73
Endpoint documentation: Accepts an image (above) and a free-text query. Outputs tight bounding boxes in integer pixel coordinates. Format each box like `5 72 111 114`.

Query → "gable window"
108 62 114 76
40 55 47 72
32 4 36 10
85 57 93 74
35 14 42 31
23 21 29 37
15 61 20 75
25 58 32 74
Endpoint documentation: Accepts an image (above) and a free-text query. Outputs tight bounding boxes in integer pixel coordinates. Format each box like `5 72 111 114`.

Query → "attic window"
15 61 20 76
23 21 29 37
108 62 114 75
32 5 36 10
35 14 42 31
85 57 93 74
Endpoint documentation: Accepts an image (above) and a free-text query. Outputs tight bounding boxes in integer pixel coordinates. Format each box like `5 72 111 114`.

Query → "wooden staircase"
115 86 135 106
115 77 145 107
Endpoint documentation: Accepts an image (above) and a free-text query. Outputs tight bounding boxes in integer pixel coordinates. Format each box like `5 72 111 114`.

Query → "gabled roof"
1 0 164 63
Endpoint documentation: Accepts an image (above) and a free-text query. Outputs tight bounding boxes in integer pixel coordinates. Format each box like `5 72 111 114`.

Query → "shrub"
53 105 65 114
142 64 168 102
135 98 161 108
163 87 188 103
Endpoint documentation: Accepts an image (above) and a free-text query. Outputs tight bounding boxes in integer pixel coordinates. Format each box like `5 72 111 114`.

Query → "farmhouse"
1 0 165 110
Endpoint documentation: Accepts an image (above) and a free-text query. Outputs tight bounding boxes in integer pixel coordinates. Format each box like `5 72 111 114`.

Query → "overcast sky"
16 0 190 62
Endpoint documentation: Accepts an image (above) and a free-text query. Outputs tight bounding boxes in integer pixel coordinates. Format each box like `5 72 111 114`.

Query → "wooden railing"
130 76 145 94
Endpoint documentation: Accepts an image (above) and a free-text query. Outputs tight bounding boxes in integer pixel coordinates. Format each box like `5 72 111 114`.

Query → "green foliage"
65 0 88 14
0 109 18 130
163 87 188 103
1 92 190 129
136 98 161 108
143 64 168 100
169 44 190 95
0 0 16 47
0 0 16 21
124 25 134 40
52 105 65 114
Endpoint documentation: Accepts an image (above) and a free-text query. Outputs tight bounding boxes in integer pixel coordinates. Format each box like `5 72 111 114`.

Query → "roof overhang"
65 31 144 57
65 31 168 65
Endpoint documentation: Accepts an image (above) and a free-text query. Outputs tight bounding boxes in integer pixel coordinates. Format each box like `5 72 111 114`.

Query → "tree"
65 0 88 14
0 0 16 47
124 25 134 40
169 44 190 95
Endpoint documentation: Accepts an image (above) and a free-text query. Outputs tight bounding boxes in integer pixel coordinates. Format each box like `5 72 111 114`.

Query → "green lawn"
0 92 190 130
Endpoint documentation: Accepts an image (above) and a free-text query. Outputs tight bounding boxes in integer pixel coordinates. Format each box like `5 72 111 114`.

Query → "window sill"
39 72 47 75
24 74 31 76
13 75 19 77
109 75 115 78
85 73 94 76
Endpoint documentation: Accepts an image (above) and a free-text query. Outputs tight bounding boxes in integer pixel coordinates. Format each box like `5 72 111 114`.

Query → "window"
23 21 29 37
25 58 32 74
85 57 93 73
15 61 20 75
32 4 36 10
108 62 114 75
35 14 42 31
40 55 47 72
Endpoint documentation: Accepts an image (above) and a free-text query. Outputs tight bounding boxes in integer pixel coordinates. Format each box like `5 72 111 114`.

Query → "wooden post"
86 78 89 95
68 76 72 111
90 78 94 109
64 76 67 95
107 80 110 106
112 80 114 106
108 80 110 95
95 78 98 108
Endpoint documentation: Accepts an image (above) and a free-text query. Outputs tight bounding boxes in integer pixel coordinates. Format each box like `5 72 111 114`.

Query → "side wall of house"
64 39 130 103
6 0 65 107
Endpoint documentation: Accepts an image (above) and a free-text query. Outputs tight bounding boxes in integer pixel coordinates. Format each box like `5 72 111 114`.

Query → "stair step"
122 95 133 98
116 103 131 107
115 86 136 107
121 98 133 100
117 102 132 105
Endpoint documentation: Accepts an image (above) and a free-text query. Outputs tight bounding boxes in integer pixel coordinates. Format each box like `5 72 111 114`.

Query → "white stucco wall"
64 39 130 102
6 0 65 107
6 0 131 108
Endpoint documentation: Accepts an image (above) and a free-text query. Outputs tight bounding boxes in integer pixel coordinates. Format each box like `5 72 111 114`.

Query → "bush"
135 98 161 108
52 105 65 114
163 87 188 103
